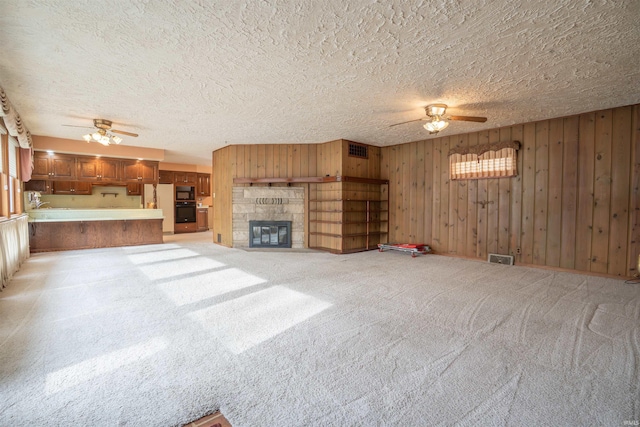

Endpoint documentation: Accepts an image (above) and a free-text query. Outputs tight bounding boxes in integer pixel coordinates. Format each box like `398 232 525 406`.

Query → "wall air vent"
488 253 514 265
348 142 368 159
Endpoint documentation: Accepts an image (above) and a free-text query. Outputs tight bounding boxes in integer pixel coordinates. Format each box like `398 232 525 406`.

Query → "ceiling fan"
389 104 487 134
63 119 138 146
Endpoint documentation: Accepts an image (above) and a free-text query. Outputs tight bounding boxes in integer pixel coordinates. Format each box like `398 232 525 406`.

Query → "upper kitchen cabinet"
174 171 197 186
122 160 159 184
196 173 211 197
31 151 76 180
158 170 174 184
76 157 121 182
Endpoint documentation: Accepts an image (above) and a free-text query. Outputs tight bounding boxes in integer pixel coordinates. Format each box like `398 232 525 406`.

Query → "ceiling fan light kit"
72 118 138 146
389 103 488 135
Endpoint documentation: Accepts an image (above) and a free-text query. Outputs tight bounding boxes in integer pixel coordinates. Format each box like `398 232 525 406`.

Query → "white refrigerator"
144 184 174 233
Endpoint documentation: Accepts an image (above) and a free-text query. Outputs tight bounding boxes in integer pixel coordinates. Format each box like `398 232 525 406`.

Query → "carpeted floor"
1 231 639 426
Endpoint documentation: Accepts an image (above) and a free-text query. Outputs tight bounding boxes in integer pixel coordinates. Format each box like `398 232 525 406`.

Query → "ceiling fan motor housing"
93 119 112 130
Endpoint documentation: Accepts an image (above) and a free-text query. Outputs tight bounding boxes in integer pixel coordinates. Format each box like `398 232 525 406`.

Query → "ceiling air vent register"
348 142 368 159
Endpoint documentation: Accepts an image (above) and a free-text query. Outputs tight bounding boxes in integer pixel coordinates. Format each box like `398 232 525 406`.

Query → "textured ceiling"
1 0 639 165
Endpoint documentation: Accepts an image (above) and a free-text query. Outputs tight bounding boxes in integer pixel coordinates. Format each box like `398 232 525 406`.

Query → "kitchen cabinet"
31 152 76 180
126 183 143 196
174 222 197 233
174 172 197 186
51 180 93 195
197 208 209 231
196 173 211 197
24 180 52 194
28 219 163 253
158 170 174 184
122 160 158 184
76 157 121 182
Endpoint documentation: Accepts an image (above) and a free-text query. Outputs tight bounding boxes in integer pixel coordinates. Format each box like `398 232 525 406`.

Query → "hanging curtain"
0 85 33 149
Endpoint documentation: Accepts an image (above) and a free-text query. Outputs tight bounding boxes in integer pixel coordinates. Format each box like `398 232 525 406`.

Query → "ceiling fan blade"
449 115 487 123
111 129 139 137
62 124 94 129
389 118 428 127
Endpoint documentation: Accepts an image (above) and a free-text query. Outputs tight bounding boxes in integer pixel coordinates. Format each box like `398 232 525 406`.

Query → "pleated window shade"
449 145 518 180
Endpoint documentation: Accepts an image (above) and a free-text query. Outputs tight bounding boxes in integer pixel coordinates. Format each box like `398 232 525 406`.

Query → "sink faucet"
35 201 49 209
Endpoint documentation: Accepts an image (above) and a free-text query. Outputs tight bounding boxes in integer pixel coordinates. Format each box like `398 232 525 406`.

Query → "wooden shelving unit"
308 182 389 254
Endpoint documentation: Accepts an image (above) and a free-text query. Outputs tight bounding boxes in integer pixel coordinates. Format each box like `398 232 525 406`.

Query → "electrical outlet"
516 247 521 254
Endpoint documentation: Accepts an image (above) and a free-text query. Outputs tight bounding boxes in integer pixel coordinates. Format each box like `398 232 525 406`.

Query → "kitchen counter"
28 209 164 252
28 208 164 222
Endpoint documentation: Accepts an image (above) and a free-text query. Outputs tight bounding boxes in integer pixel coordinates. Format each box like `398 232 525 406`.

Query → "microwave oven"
176 186 194 200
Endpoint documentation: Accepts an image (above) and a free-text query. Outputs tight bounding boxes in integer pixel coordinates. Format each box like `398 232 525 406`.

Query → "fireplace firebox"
249 221 292 248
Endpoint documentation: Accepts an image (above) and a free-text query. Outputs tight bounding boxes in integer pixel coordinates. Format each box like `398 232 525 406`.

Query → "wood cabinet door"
76 158 100 181
100 158 121 181
51 181 74 194
32 152 52 179
51 155 76 179
122 160 140 181
159 170 174 184
197 208 208 230
197 173 211 197
74 181 93 195
174 171 196 185
126 183 142 196
24 179 52 194
139 161 158 183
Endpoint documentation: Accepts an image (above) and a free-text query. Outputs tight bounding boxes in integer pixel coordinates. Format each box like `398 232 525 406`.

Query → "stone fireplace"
232 186 304 249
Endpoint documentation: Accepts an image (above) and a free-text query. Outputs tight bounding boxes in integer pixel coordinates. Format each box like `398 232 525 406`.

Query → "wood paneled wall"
381 104 640 277
211 140 382 247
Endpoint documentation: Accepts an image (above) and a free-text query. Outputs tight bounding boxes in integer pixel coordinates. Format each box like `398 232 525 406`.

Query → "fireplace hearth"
249 221 292 248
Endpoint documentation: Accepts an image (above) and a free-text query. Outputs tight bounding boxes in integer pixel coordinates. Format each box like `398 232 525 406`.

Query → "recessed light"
46 150 54 155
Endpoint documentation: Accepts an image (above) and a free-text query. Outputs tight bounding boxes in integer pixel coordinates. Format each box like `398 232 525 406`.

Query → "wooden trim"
233 175 389 185
448 140 521 156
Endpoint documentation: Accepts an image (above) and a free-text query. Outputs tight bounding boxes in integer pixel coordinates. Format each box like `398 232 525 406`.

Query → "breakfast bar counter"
28 209 164 253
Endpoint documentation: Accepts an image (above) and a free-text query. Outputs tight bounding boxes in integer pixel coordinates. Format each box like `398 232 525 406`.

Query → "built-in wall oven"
175 201 196 223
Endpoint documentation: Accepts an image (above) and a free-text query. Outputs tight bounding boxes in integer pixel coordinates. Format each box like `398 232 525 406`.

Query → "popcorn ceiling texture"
0 0 639 164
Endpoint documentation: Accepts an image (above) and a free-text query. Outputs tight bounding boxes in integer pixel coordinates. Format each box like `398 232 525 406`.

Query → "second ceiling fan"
390 104 487 134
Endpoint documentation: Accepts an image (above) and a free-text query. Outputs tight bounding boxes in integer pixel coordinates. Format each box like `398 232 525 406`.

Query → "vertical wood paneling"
560 116 579 269
440 136 450 253
498 128 512 255
476 132 490 259
416 141 426 243
388 146 399 242
486 129 500 255
509 125 524 261
432 140 442 250
575 112 596 272
408 142 418 241
533 121 549 265
520 123 536 264
609 106 632 275
424 141 434 247
591 110 613 273
454 134 469 255
628 105 640 276
466 132 478 258
546 118 564 267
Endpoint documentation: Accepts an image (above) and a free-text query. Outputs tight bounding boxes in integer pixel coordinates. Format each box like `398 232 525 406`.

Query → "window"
449 141 520 180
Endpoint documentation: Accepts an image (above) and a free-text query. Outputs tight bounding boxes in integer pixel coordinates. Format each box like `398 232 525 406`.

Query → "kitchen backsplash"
27 186 143 209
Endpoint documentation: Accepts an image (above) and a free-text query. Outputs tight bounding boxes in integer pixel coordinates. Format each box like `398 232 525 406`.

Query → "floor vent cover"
488 253 514 265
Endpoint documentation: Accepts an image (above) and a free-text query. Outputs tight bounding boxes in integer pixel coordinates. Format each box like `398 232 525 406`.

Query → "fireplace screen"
249 221 292 248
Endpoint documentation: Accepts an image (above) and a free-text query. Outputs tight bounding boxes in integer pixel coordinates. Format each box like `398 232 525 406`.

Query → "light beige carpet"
0 232 638 426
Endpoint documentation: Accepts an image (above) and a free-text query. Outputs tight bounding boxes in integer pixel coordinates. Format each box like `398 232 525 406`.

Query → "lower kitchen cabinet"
174 222 197 233
197 208 208 231
28 219 163 252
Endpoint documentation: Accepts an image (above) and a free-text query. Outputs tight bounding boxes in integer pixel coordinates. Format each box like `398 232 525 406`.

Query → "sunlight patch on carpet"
127 248 202 264
189 286 332 354
158 267 266 306
139 257 225 281
45 337 167 394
